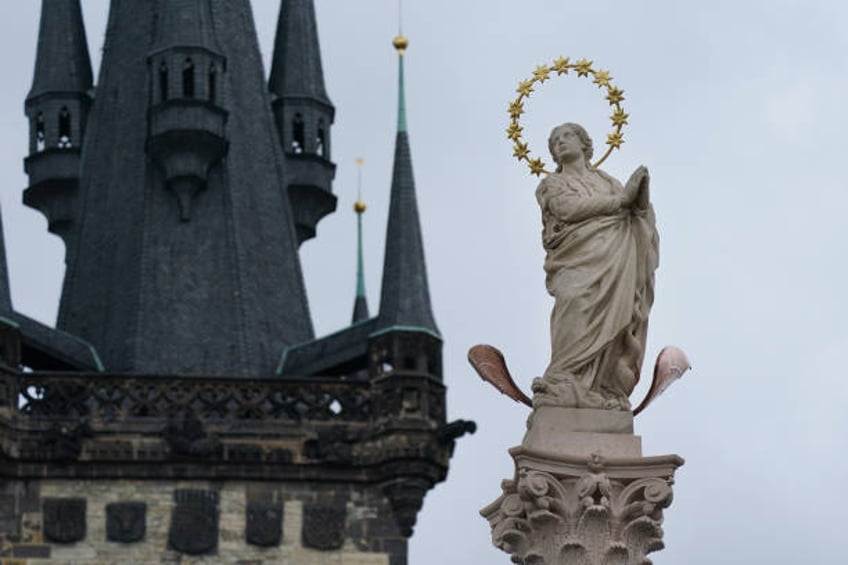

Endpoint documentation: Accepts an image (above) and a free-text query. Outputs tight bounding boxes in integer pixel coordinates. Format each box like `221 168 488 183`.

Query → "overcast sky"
2 1 847 563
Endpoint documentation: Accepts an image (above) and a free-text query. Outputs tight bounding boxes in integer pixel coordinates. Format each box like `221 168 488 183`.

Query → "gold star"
508 99 524 119
533 65 551 83
516 79 535 97
551 56 570 75
528 157 546 176
574 59 592 77
513 141 530 160
611 107 629 127
606 131 625 149
592 69 612 88
506 121 523 141
605 86 625 104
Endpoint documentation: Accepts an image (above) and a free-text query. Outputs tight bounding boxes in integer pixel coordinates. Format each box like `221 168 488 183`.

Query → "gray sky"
2 1 847 563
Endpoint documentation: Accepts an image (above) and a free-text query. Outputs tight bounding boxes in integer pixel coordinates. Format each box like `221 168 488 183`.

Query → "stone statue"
473 123 690 563
468 123 689 415
477 55 692 563
531 122 657 411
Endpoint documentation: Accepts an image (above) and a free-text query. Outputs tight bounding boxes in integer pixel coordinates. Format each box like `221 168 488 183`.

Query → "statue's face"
550 126 584 165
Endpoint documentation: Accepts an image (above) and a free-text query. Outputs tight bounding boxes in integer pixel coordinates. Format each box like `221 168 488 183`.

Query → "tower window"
208 64 217 104
182 58 195 98
58 107 72 148
316 122 326 157
292 114 305 154
35 113 45 152
159 61 169 102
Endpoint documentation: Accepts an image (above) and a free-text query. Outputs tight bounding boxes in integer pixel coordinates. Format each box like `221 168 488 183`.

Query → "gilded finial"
354 158 366 214
393 35 408 55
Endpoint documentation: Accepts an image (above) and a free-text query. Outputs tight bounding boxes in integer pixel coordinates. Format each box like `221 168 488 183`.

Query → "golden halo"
507 57 629 176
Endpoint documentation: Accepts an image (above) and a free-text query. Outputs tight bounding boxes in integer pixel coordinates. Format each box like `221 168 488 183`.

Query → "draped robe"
535 168 658 408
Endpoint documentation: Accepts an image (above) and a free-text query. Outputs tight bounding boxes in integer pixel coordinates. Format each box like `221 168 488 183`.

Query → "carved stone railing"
6 371 372 426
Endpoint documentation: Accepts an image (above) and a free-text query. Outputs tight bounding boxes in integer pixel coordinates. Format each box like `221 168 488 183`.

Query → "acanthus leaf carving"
482 457 677 565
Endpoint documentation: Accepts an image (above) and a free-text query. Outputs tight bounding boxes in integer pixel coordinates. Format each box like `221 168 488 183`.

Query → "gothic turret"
269 0 337 245
53 0 313 375
23 0 93 251
146 0 228 221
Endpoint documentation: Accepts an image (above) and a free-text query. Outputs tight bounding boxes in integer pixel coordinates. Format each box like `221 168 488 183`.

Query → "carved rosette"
481 450 682 564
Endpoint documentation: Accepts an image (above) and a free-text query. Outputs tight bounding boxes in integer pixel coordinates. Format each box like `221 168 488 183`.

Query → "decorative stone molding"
481 448 683 564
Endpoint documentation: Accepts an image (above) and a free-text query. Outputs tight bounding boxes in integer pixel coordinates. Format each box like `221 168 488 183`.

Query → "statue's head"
548 123 593 171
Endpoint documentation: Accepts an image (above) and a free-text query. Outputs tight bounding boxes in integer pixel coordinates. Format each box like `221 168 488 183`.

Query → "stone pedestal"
482 408 683 564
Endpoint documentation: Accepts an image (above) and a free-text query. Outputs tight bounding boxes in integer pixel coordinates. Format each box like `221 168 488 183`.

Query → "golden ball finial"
393 35 408 54
354 200 367 214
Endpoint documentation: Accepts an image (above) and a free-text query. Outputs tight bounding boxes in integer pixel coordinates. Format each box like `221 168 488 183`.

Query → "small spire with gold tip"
352 158 369 323
393 34 408 132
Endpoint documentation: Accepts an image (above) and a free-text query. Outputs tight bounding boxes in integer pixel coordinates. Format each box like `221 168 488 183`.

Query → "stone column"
481 406 683 564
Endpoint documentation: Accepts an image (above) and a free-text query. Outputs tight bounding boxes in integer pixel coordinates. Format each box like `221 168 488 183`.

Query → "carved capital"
481 448 683 564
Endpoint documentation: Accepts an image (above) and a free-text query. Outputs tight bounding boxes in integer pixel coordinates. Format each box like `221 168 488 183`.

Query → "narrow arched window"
182 58 195 98
208 64 217 104
292 114 305 154
316 122 326 157
159 61 169 102
58 107 72 148
35 113 45 152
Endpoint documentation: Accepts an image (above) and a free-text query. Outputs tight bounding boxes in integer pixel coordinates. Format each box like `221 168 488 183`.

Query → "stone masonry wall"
0 479 407 565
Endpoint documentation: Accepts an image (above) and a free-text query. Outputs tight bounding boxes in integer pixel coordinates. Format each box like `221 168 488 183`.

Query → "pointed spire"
352 159 369 323
394 35 408 132
0 207 13 315
28 0 93 100
376 36 438 335
269 0 331 103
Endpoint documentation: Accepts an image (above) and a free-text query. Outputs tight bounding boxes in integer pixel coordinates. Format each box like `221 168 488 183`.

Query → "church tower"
0 2 471 564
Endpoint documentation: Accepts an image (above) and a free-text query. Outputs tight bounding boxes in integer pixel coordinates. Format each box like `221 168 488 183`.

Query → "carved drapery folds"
481 450 682 565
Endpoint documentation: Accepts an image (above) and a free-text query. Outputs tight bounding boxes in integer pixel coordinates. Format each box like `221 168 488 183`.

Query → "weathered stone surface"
522 407 641 458
482 447 683 564
302 503 346 550
12 543 50 558
0 481 399 564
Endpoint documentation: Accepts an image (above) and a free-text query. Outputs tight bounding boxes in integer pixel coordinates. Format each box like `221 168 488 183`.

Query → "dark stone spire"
52 0 313 376
269 0 337 246
269 0 330 103
27 0 93 100
352 199 370 323
23 0 93 252
0 208 13 315
376 37 438 336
